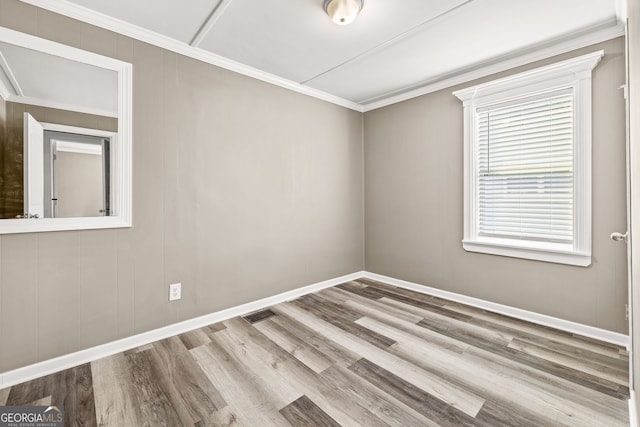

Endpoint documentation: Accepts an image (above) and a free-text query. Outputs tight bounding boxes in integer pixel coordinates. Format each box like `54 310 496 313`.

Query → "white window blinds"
455 51 600 266
476 90 574 244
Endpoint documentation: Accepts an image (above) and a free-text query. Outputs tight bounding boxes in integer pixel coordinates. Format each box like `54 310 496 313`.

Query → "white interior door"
23 112 44 218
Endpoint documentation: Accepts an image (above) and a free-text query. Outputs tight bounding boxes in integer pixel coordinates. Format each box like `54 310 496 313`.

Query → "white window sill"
462 239 591 267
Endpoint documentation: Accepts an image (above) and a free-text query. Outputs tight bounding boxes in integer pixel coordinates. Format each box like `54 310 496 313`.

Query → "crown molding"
18 1 625 114
18 0 364 112
361 19 625 112
452 50 604 102
615 0 627 22
6 95 117 118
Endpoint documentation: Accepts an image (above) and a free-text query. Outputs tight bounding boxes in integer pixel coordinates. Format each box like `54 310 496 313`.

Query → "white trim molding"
453 51 603 267
5 96 117 119
0 270 629 389
630 391 638 427
43 123 115 156
460 240 592 267
0 36 118 117
54 140 102 155
18 0 623 113
0 50 23 96
17 0 364 113
362 21 623 111
363 272 630 348
0 76 10 101
0 26 133 234
615 0 628 23
0 271 365 389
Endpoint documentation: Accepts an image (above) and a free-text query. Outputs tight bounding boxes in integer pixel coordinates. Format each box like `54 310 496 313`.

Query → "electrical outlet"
169 283 182 301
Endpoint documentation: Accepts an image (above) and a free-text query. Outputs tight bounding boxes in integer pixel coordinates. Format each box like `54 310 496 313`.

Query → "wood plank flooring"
0 278 630 426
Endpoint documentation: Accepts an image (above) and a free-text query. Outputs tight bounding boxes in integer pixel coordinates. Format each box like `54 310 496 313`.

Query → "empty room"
0 0 639 425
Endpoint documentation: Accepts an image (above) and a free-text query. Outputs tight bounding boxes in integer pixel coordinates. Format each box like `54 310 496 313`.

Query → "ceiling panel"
67 0 222 44
196 0 469 83
304 0 619 103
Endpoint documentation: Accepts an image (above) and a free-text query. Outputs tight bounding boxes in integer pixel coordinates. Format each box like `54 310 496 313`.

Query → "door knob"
610 231 628 242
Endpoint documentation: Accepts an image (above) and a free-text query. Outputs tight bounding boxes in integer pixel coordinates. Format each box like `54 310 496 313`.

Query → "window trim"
453 51 603 267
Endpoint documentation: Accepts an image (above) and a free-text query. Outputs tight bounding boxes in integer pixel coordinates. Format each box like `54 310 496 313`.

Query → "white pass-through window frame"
0 26 132 234
453 51 604 266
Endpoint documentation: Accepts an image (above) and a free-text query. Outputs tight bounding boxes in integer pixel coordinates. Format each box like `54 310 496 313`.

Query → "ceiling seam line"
300 0 476 85
190 0 235 47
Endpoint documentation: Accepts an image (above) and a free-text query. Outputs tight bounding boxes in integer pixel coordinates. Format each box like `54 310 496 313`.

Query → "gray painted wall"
0 0 629 376
0 0 364 373
364 37 628 334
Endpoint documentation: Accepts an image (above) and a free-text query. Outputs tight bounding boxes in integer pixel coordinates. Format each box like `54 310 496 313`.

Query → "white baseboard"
0 271 364 389
363 272 630 349
1 269 630 390
631 390 638 427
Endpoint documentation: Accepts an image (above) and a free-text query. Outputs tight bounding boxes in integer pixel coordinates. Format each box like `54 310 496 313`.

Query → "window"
453 51 603 266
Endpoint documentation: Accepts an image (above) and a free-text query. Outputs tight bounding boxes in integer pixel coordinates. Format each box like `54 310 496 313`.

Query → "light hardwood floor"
0 278 630 426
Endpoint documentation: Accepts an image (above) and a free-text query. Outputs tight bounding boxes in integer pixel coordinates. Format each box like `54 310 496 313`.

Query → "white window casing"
453 51 603 267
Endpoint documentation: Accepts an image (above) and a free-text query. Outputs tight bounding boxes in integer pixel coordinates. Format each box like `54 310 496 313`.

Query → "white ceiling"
0 41 118 117
20 0 625 111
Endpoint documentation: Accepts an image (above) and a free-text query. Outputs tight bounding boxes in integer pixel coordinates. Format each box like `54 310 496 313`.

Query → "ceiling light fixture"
323 0 363 26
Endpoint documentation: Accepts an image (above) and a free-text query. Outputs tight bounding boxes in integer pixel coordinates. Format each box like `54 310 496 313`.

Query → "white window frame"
453 51 603 267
